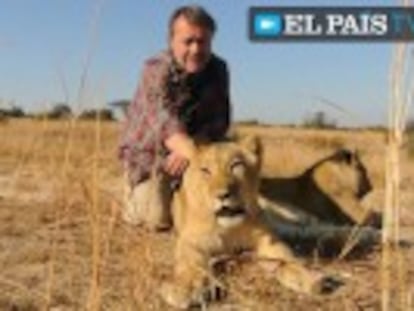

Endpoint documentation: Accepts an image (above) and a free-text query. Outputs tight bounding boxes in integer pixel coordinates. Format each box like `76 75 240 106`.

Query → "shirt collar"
166 49 212 84
165 50 187 84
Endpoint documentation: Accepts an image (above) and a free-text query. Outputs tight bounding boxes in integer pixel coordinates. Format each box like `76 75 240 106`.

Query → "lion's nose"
217 184 238 200
217 190 232 200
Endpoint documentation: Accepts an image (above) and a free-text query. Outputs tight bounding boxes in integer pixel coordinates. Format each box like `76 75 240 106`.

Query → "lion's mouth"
215 206 245 218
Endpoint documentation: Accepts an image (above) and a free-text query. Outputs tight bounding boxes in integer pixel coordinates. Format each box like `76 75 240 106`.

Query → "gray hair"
168 5 216 37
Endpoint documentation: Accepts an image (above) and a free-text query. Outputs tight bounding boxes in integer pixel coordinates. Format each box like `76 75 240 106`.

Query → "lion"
260 148 381 228
161 136 340 309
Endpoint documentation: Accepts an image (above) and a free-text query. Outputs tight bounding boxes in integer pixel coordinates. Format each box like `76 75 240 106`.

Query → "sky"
0 0 411 126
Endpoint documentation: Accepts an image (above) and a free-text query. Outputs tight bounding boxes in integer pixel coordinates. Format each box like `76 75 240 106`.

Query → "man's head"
168 5 216 74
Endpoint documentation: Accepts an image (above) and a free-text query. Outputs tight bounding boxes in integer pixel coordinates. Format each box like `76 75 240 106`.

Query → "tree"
109 99 130 115
47 103 72 119
79 108 114 121
303 111 337 129
7 105 25 118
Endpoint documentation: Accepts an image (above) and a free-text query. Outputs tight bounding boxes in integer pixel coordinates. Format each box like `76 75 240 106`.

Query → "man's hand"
164 132 196 159
163 152 189 177
163 132 195 176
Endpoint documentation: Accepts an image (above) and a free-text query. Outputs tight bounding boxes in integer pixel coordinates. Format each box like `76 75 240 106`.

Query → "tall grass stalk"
382 31 411 310
43 0 106 309
86 103 103 311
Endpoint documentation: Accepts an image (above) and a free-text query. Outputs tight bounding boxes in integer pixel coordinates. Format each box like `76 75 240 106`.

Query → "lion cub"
161 136 339 309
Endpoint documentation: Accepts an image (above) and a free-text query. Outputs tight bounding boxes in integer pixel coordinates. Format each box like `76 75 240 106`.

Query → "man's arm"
120 54 192 179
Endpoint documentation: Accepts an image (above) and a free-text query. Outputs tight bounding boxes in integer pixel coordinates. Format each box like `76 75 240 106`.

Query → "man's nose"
189 42 202 54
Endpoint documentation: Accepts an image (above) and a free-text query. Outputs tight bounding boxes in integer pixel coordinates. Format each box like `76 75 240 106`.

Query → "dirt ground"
0 119 413 311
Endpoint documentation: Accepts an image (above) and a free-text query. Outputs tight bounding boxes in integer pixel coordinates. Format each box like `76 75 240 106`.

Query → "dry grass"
381 34 414 310
1 118 413 310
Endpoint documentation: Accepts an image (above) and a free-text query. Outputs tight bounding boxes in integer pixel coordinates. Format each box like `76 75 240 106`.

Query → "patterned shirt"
119 51 231 185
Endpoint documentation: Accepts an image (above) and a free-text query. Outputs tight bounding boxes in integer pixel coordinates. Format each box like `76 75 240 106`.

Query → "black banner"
249 7 414 42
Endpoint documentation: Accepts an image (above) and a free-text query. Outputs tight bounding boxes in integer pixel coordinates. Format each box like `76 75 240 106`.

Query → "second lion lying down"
260 147 379 227
161 136 340 309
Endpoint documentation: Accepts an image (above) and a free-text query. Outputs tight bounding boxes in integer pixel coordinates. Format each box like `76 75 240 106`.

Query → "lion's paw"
160 282 193 310
309 274 344 295
160 281 225 309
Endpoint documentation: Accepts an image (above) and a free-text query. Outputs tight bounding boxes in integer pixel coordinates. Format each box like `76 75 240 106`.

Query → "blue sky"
0 0 409 126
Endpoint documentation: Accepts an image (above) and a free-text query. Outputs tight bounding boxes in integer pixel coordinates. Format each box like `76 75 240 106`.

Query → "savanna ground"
0 118 414 311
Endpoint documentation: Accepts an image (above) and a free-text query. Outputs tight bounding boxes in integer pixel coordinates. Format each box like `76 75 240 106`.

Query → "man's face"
170 15 212 74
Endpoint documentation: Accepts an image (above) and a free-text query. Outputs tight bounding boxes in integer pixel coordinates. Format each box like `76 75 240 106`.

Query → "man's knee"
122 173 173 231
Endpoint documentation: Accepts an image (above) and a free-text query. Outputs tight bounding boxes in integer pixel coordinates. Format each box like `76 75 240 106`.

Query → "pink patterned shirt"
119 51 231 185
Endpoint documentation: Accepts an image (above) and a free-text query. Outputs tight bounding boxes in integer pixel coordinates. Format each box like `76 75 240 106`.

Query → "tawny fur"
161 136 338 309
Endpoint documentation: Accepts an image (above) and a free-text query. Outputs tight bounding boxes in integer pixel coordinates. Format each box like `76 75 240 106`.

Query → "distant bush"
0 106 25 118
236 119 260 126
47 104 72 119
29 104 72 120
362 125 387 133
0 111 7 123
79 108 114 121
109 99 130 115
302 111 337 129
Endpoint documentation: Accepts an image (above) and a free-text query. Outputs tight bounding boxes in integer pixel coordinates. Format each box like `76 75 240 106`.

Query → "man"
119 5 231 231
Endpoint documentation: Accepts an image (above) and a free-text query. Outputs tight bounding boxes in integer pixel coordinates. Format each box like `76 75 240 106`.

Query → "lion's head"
303 148 376 225
179 135 262 228
310 148 372 200
260 147 375 227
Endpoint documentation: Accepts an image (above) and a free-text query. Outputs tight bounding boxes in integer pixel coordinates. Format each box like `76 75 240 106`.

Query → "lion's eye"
200 167 211 176
230 159 245 176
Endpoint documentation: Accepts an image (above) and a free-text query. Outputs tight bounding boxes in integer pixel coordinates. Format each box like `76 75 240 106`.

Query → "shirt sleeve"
118 58 186 163
142 60 186 142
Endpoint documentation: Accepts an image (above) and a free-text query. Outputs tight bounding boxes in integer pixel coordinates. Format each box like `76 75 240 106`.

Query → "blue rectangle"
253 13 282 37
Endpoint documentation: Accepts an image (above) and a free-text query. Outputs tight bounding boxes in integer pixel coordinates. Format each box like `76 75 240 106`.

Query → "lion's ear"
333 148 359 165
239 135 262 166
240 135 261 155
